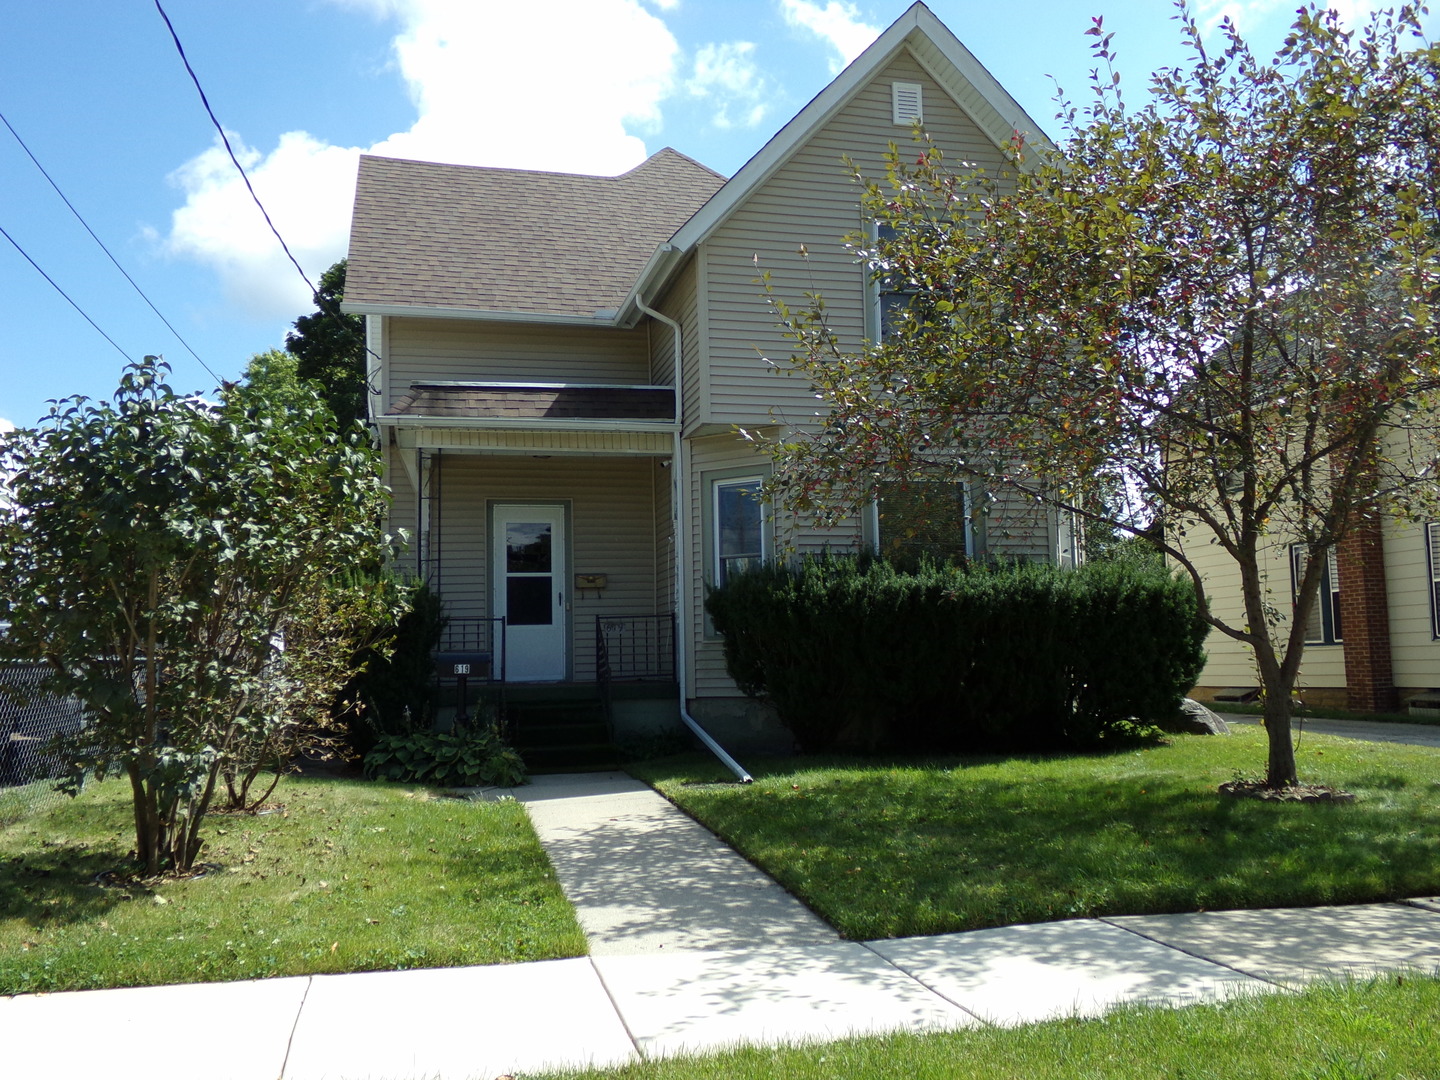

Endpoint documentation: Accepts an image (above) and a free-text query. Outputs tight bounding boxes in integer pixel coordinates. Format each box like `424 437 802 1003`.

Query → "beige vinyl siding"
427 454 660 682
685 433 867 698
386 317 651 411
647 254 699 394
1177 523 1349 690
654 457 676 618
384 443 421 579
687 434 770 697
980 494 1056 562
701 50 1007 429
1384 516 1440 688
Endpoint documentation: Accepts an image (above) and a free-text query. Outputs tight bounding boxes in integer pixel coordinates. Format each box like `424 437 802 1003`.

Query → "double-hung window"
713 477 767 587
1289 543 1342 645
870 222 917 341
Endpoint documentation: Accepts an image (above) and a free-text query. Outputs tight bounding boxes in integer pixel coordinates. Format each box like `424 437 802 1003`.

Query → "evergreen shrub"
705 555 1206 753
340 580 448 756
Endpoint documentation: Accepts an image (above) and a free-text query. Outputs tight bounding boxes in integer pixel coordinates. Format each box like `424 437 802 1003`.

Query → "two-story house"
342 2 1067 764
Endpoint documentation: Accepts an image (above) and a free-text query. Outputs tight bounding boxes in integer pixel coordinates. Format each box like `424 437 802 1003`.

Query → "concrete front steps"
505 686 617 773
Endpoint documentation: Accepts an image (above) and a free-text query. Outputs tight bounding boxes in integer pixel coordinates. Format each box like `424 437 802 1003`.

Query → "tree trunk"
1238 553 1300 788
1260 677 1298 788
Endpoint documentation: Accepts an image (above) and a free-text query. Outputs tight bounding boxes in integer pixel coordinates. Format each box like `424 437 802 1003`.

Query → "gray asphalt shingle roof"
389 384 675 422
346 148 727 320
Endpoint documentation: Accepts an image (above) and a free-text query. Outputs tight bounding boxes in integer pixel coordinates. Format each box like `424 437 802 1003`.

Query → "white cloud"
1196 0 1398 34
779 0 880 72
0 418 13 437
163 0 681 320
687 41 770 129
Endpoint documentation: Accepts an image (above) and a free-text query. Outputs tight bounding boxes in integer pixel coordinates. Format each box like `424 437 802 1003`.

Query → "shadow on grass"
643 743 1440 940
0 843 144 928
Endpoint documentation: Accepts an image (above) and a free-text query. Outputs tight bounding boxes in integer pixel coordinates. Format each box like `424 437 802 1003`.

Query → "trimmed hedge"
705 555 1206 754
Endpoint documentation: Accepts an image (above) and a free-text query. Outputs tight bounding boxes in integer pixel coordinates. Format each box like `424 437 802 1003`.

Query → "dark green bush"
340 580 447 756
363 729 526 788
705 554 1206 754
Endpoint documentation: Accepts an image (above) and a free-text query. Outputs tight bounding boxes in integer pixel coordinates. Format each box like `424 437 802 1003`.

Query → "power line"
154 0 321 301
153 0 382 383
0 109 220 386
1 223 133 363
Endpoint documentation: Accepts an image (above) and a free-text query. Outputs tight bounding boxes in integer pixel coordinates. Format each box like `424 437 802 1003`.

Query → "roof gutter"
373 415 676 433
635 293 752 785
619 244 686 328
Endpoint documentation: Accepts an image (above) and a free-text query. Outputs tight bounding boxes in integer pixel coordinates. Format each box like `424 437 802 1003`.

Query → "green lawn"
632 727 1440 940
540 974 1440 1080
0 776 586 994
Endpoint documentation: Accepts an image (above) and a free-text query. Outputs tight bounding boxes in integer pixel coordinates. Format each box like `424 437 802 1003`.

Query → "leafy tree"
761 4 1440 787
0 359 400 872
286 259 367 429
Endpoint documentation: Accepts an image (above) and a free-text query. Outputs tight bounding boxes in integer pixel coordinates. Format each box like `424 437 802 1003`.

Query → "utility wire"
1 223 133 363
0 109 220 385
154 0 379 378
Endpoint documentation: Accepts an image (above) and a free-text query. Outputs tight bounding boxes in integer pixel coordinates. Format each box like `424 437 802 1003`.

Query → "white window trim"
711 475 770 589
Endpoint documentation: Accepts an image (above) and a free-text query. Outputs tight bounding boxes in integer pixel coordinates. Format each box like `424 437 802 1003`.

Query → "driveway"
1218 713 1440 748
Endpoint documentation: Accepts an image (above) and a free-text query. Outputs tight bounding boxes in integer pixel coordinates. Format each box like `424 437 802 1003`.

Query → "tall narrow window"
1428 522 1440 639
872 222 916 340
1290 543 1342 645
713 478 766 586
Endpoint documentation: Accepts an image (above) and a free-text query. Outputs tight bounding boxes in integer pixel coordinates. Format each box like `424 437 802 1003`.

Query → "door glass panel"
507 578 552 625
507 522 552 573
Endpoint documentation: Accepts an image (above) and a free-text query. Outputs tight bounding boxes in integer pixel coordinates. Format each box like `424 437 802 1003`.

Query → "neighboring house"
1181 506 1440 715
342 2 1070 754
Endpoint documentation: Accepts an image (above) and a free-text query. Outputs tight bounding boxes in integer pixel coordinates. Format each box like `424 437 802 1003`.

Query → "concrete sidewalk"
5 772 1440 1080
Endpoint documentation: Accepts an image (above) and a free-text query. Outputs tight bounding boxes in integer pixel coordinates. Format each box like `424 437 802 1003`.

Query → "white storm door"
493 505 567 682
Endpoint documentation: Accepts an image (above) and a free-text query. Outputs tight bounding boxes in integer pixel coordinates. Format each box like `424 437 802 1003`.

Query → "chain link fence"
0 662 85 825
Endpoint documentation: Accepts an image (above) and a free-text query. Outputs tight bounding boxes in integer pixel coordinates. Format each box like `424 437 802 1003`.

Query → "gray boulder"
1162 698 1231 735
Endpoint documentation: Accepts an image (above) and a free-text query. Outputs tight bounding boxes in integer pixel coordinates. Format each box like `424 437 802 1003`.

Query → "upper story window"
871 222 917 341
1290 543 1342 645
713 477 768 587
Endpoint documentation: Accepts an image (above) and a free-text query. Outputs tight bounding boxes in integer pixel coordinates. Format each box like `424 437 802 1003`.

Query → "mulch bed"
1218 779 1355 803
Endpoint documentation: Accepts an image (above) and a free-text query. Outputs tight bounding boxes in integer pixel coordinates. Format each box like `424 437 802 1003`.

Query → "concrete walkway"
6 772 1440 1080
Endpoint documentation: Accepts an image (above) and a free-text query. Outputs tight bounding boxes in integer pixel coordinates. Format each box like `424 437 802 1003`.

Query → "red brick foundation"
1336 513 1398 713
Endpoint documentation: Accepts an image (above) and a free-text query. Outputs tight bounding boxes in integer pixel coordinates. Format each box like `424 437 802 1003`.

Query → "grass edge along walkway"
0 774 586 995
632 726 1440 940
538 972 1440 1080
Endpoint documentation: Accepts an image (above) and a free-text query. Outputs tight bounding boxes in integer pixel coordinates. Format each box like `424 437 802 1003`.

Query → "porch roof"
388 383 675 422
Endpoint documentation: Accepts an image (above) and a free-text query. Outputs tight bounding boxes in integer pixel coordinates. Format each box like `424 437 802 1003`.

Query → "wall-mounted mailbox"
574 573 608 591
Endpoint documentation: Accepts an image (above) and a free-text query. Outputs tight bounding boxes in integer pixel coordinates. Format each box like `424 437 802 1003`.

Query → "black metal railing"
595 614 676 686
440 616 507 679
435 617 506 735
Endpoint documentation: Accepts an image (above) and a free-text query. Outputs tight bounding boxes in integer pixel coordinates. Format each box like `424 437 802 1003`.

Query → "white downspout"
636 293 753 784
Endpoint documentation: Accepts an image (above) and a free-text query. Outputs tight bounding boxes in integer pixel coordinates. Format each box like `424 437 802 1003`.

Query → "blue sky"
2 0 1432 431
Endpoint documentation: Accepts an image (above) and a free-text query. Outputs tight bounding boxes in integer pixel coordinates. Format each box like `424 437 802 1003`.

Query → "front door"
493 504 567 681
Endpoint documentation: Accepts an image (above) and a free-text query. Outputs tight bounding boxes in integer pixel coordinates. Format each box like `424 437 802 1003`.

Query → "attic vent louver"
892 81 923 126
